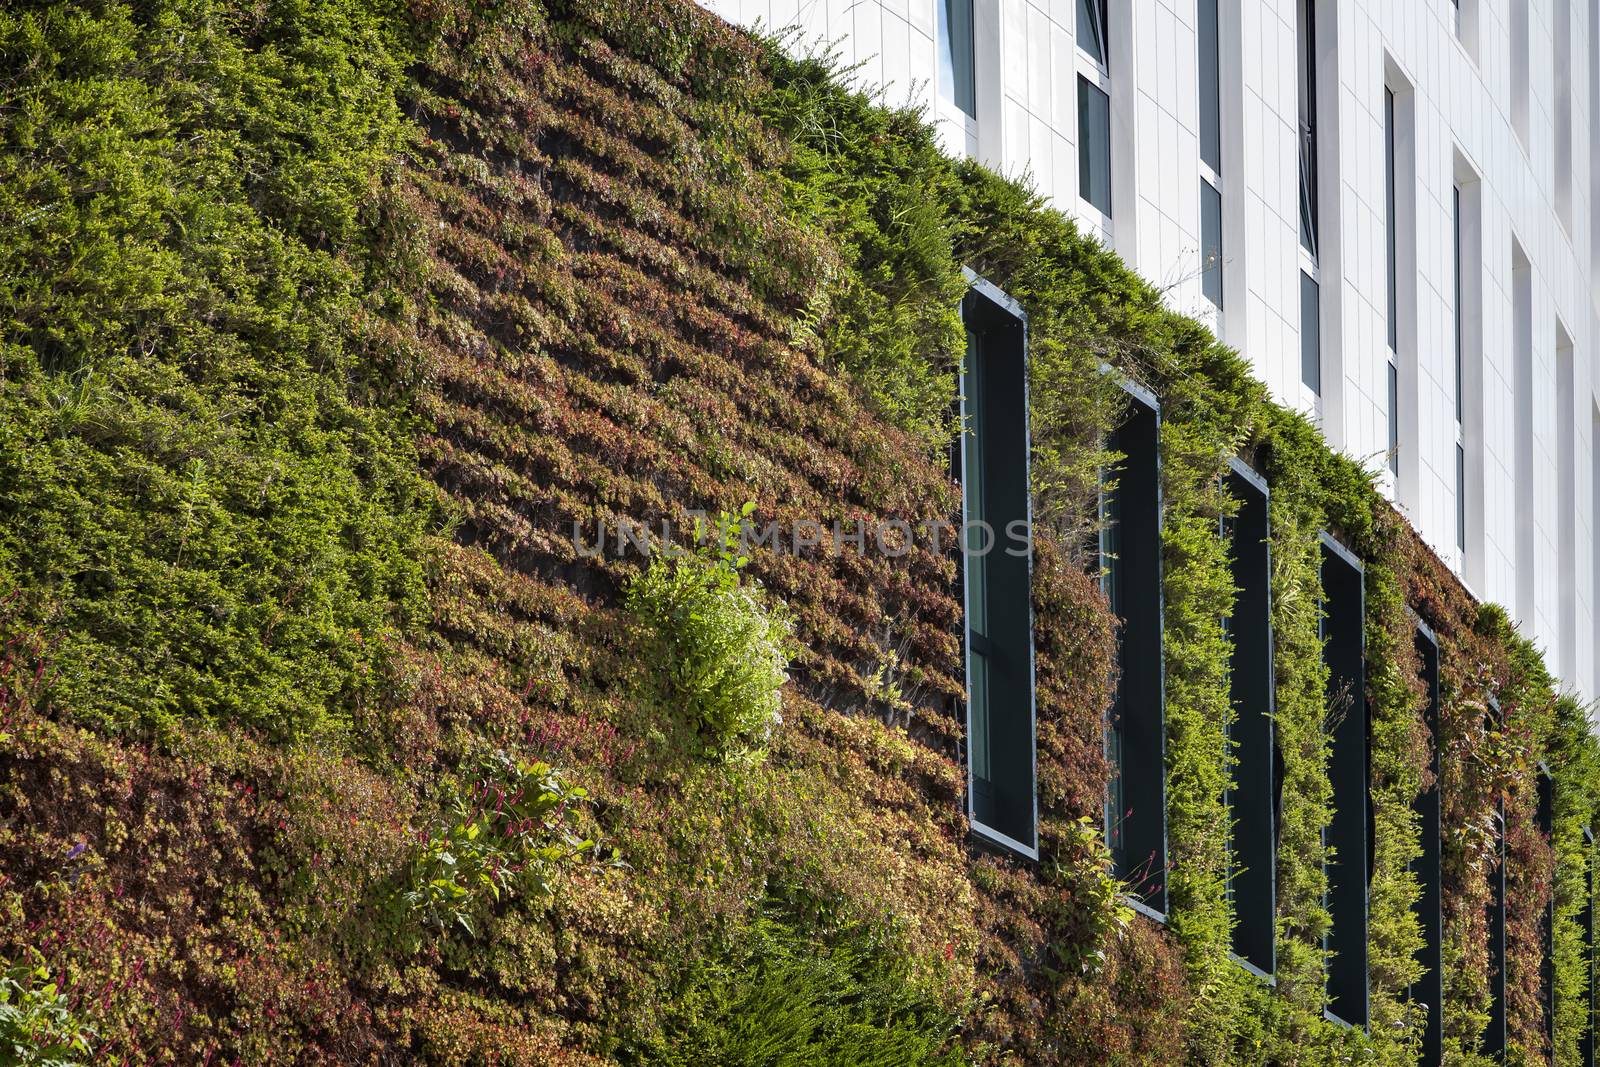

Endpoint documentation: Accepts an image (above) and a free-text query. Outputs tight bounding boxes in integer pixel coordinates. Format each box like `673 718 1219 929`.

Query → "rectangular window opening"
1385 87 1398 354
1202 179 1224 308
1199 0 1221 173
1456 443 1466 552
1453 185 1463 423
937 0 976 118
1387 362 1398 476
1224 460 1273 978
1408 620 1444 1064
1079 77 1113 217
1300 271 1321 394
1101 379 1165 915
1320 533 1368 1029
1077 0 1108 68
1297 0 1318 256
961 276 1037 858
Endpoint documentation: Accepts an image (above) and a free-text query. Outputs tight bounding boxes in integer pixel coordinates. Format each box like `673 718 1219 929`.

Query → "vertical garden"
0 0 1596 1063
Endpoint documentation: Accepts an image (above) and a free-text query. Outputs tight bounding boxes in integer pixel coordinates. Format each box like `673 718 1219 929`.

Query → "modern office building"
701 0 1600 706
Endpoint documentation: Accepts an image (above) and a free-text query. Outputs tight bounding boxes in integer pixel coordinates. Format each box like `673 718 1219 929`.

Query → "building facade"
701 0 1600 706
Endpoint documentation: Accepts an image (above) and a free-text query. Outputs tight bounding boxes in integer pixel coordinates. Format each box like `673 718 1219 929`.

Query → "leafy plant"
625 505 795 761
0 950 94 1066
638 910 966 1067
403 754 594 936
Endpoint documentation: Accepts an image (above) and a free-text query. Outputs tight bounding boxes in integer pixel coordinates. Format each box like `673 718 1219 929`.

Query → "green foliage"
637 910 966 1067
403 753 594 937
0 0 431 741
625 505 795 761
755 45 968 452
0 950 93 1066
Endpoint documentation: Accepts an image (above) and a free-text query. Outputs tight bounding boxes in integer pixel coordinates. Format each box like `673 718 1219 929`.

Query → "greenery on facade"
0 0 1596 1063
0 950 94 1066
624 505 795 761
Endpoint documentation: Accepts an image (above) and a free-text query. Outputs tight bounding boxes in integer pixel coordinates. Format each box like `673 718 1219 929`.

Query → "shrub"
638 912 966 1067
0 951 94 1066
624 505 794 761
403 754 594 937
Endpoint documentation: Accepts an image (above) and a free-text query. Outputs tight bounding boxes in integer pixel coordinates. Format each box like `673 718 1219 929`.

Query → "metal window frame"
959 268 1040 862
1409 611 1444 1063
1319 530 1369 1032
1223 457 1275 983
1098 366 1167 920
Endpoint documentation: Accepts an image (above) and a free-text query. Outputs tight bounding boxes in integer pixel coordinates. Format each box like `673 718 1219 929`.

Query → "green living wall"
0 0 1596 1064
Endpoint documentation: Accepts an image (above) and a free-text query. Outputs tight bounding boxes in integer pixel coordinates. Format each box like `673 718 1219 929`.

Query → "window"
937 0 976 118
1225 459 1274 977
1320 533 1367 1028
1514 242 1533 621
1384 89 1398 475
1199 0 1221 173
1456 444 1466 552
1079 77 1112 217
961 275 1037 858
1560 330 1577 676
1202 179 1223 308
1556 0 1573 231
1540 763 1556 1053
1409 620 1443 1063
1386 364 1398 476
1078 0 1108 68
1102 379 1165 915
1385 88 1398 355
1300 272 1320 394
1452 186 1463 422
1512 0 1529 148
1297 0 1318 256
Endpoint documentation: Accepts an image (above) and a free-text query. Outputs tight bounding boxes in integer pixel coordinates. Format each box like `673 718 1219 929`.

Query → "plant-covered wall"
1 0 1596 1064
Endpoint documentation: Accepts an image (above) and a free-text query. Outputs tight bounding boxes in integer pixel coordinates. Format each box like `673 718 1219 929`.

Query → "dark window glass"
1300 272 1320 393
1408 623 1444 1064
1079 77 1113 216
1078 0 1108 67
1457 443 1467 551
961 283 1036 855
1388 361 1399 475
1386 88 1398 352
1454 185 1464 422
1224 462 1273 977
938 0 976 118
1102 383 1165 914
1199 0 1221 172
1202 179 1223 308
1297 0 1318 255
1321 534 1368 1029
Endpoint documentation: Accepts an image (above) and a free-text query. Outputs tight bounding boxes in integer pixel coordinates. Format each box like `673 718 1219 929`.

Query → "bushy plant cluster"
0 0 432 741
625 505 795 761
402 753 595 937
0 951 94 1067
638 909 966 1067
